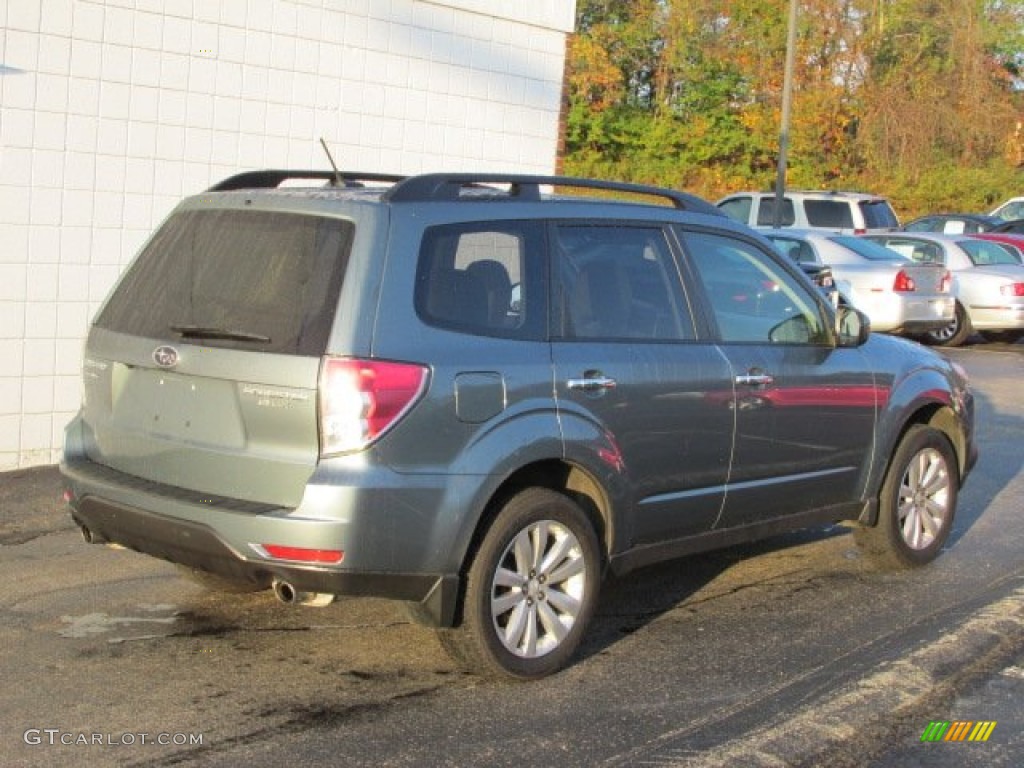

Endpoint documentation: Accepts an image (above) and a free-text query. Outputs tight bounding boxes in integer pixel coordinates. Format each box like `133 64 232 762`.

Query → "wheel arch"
446 458 617 626
858 401 966 526
471 459 615 571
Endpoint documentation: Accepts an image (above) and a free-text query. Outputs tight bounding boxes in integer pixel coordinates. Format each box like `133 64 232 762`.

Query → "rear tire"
854 425 958 570
924 301 971 347
438 488 601 680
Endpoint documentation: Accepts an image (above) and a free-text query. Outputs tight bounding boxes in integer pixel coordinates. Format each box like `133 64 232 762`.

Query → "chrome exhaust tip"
271 579 334 607
77 522 106 544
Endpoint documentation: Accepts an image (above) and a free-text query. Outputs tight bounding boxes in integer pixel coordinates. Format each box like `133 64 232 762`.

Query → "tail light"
319 357 428 456
940 270 952 293
1000 282 1024 297
893 270 916 292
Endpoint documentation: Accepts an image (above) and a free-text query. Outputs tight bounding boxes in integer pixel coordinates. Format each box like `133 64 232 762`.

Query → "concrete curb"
663 585 1024 767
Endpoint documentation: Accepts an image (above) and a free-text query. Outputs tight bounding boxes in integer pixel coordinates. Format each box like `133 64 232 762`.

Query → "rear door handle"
567 376 617 392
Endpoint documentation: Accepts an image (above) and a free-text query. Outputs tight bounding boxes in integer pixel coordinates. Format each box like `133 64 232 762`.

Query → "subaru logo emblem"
153 345 179 368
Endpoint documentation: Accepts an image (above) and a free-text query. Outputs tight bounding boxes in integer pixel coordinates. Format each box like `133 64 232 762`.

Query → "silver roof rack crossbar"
208 170 406 191
382 173 723 215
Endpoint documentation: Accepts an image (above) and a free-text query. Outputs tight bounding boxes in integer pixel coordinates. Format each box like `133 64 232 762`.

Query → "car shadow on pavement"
577 523 853 664
939 345 1023 552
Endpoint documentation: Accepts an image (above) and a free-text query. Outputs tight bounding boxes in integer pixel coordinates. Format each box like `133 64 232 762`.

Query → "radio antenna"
319 137 343 187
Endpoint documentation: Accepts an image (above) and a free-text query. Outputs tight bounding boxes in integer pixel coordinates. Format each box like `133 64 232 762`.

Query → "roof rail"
207 170 406 192
382 173 723 215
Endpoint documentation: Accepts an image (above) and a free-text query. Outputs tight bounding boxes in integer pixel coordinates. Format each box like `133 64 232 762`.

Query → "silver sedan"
865 232 1024 346
762 229 954 336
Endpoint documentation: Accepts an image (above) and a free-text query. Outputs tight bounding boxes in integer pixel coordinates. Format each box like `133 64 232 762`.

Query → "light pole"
772 0 799 228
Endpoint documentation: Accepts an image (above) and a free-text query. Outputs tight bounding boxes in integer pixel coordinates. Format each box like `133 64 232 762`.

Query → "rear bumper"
60 456 461 626
857 295 953 334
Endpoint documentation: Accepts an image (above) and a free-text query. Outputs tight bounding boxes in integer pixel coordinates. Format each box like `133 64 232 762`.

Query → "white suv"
717 190 900 233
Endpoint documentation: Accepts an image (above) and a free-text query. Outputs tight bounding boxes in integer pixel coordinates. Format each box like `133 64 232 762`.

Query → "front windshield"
829 235 910 261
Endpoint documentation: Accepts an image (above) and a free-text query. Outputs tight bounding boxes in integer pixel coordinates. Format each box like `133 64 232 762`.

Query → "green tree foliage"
563 0 1024 217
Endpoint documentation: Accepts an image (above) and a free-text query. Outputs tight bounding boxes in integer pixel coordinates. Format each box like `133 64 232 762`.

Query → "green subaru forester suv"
61 171 977 679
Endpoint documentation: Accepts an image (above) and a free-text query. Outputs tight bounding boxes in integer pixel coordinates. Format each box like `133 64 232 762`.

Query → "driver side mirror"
836 305 870 347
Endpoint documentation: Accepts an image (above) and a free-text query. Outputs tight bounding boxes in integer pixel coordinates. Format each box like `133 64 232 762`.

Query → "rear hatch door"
80 205 354 507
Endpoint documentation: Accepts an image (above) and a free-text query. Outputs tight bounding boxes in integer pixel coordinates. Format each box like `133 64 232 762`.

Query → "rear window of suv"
859 200 900 229
95 209 353 355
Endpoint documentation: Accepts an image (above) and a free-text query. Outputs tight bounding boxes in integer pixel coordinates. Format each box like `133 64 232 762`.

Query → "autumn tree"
564 0 1024 211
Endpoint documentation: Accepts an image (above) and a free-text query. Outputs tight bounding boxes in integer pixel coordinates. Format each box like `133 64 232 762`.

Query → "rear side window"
755 197 796 226
415 221 543 338
769 237 818 265
960 239 1022 266
95 209 353 355
804 200 854 229
551 224 696 341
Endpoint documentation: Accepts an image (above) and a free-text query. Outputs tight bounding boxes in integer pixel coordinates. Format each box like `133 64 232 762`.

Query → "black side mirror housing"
836 305 871 347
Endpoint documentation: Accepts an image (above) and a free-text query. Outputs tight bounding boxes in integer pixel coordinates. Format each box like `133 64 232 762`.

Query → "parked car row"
866 232 1024 346
716 190 1024 346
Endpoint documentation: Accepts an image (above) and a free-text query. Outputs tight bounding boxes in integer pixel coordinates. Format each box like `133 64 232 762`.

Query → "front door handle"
567 376 617 392
735 371 774 387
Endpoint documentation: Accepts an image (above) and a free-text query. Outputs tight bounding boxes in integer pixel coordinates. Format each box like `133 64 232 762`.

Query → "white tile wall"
0 0 575 470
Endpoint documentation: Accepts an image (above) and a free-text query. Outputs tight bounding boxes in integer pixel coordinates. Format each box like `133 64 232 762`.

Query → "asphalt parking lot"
1 340 1022 768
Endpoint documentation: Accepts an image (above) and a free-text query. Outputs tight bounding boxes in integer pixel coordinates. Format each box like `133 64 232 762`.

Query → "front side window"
551 223 696 341
717 196 753 224
416 221 541 338
680 230 828 345
903 218 937 232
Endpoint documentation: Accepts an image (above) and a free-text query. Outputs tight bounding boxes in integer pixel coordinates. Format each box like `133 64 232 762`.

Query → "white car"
865 232 1024 346
989 197 1024 222
764 229 953 335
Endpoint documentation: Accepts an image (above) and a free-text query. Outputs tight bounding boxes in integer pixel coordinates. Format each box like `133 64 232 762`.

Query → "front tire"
439 488 601 680
925 301 971 347
854 425 958 569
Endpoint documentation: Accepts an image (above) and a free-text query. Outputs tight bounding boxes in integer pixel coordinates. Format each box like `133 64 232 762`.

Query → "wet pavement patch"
58 604 180 641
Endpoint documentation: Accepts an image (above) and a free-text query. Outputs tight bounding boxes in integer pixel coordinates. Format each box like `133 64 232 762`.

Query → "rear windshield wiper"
169 324 272 343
